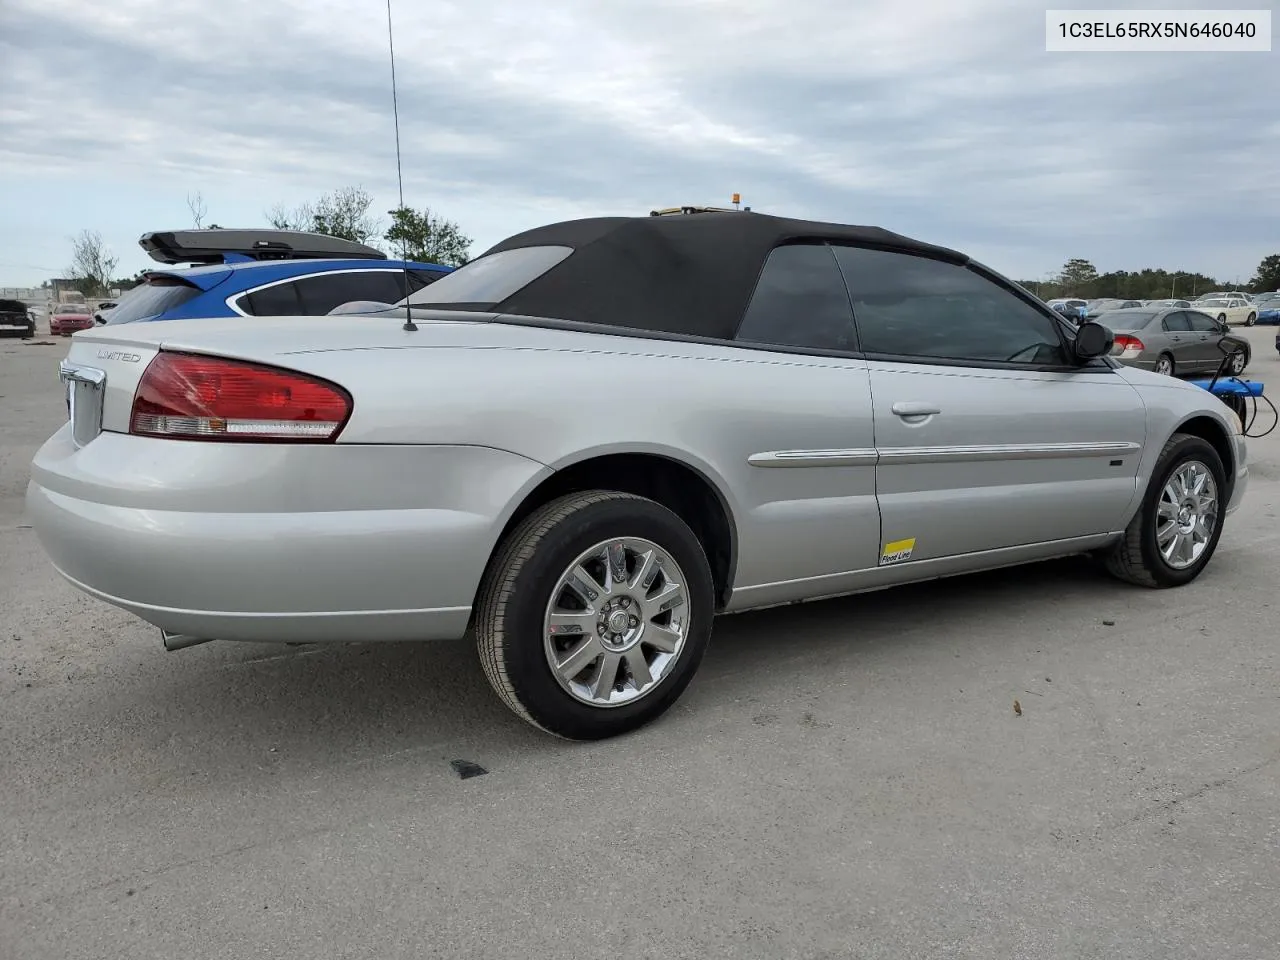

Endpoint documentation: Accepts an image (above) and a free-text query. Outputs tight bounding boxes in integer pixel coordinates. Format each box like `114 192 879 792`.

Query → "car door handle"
891 401 941 418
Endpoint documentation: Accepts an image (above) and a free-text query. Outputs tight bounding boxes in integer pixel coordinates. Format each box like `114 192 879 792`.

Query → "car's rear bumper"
27 427 550 642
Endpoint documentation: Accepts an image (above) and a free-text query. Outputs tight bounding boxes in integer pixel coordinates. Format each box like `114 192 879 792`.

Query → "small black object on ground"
450 759 488 779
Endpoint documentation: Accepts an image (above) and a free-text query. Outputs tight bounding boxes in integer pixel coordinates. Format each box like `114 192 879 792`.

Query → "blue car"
1252 293 1280 326
98 229 452 326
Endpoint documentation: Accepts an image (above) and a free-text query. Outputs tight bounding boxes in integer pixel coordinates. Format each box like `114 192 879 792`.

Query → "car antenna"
385 0 416 332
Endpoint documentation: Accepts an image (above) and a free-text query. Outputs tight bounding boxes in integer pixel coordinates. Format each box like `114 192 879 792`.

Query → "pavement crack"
1121 751 1280 832
32 824 338 907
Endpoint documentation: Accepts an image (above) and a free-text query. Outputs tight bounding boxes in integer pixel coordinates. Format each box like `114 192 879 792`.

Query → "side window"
241 281 302 316
1162 312 1191 332
355 270 417 304
831 246 1068 365
734 244 857 352
1185 311 1219 332
292 272 406 315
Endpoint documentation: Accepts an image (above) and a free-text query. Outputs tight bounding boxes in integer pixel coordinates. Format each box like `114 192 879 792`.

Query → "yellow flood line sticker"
880 537 916 565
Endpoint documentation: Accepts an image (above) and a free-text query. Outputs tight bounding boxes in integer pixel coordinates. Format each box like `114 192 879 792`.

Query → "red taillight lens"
129 352 352 442
1113 334 1144 351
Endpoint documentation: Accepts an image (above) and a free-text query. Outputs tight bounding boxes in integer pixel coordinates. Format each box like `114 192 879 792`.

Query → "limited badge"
880 537 916 565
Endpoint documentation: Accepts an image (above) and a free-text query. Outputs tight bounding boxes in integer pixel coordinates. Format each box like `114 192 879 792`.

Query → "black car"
0 298 35 338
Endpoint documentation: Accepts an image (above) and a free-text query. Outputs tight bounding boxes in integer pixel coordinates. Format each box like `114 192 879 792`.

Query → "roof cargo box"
139 229 388 265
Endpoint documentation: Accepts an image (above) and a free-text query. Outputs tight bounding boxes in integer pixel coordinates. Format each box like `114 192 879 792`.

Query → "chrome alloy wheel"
1156 460 1219 570
543 537 689 707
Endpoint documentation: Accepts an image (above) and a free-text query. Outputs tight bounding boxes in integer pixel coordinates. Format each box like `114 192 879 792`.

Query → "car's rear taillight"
129 352 352 442
1113 334 1144 357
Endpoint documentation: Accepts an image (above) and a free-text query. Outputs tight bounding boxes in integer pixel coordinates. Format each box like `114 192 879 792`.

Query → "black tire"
474 491 714 740
1244 313 1256 327
1103 433 1227 588
1153 353 1175 377
1217 314 1227 324
1229 348 1249 376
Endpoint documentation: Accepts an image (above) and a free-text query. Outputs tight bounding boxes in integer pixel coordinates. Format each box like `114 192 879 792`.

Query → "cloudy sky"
1 0 1276 288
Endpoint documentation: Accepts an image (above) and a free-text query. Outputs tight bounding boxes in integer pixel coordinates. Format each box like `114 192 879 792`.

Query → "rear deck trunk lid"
57 310 500 441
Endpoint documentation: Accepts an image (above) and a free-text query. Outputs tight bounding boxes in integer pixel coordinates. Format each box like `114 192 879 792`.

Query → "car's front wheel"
1244 312 1257 326
1217 313 1228 324
1102 433 1227 588
1228 348 1249 376
475 491 714 740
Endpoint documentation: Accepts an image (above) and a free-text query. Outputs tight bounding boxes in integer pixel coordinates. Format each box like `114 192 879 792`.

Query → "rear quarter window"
403 245 573 308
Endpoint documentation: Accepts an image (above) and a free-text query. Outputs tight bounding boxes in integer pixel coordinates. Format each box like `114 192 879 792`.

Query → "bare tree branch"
187 191 207 228
265 201 314 232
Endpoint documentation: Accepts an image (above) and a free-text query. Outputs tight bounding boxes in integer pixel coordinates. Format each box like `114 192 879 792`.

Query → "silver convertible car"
29 210 1249 739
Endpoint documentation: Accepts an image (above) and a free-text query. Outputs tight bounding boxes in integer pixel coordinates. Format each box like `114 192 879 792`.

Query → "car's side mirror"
1074 320 1113 361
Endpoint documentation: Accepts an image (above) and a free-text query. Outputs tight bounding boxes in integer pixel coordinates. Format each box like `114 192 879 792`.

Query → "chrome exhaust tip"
161 630 215 652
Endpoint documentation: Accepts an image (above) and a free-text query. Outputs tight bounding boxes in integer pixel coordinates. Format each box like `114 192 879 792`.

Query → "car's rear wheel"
1102 433 1226 588
1153 353 1175 377
474 491 714 740
1244 312 1256 326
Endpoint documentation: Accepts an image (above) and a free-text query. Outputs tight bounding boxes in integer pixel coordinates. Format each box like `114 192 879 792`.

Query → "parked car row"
27 211 1250 740
1048 291 1279 329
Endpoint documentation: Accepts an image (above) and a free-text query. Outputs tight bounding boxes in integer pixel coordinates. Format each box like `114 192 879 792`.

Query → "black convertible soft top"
480 211 970 340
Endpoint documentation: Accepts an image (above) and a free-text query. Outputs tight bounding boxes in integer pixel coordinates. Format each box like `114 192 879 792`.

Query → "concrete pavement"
3 329 1278 959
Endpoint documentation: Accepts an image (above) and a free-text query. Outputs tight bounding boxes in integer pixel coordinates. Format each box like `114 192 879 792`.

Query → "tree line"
1018 255 1280 302
64 185 473 295
264 185 472 268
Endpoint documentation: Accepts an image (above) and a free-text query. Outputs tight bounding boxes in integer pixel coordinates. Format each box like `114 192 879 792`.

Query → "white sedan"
1195 297 1257 327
